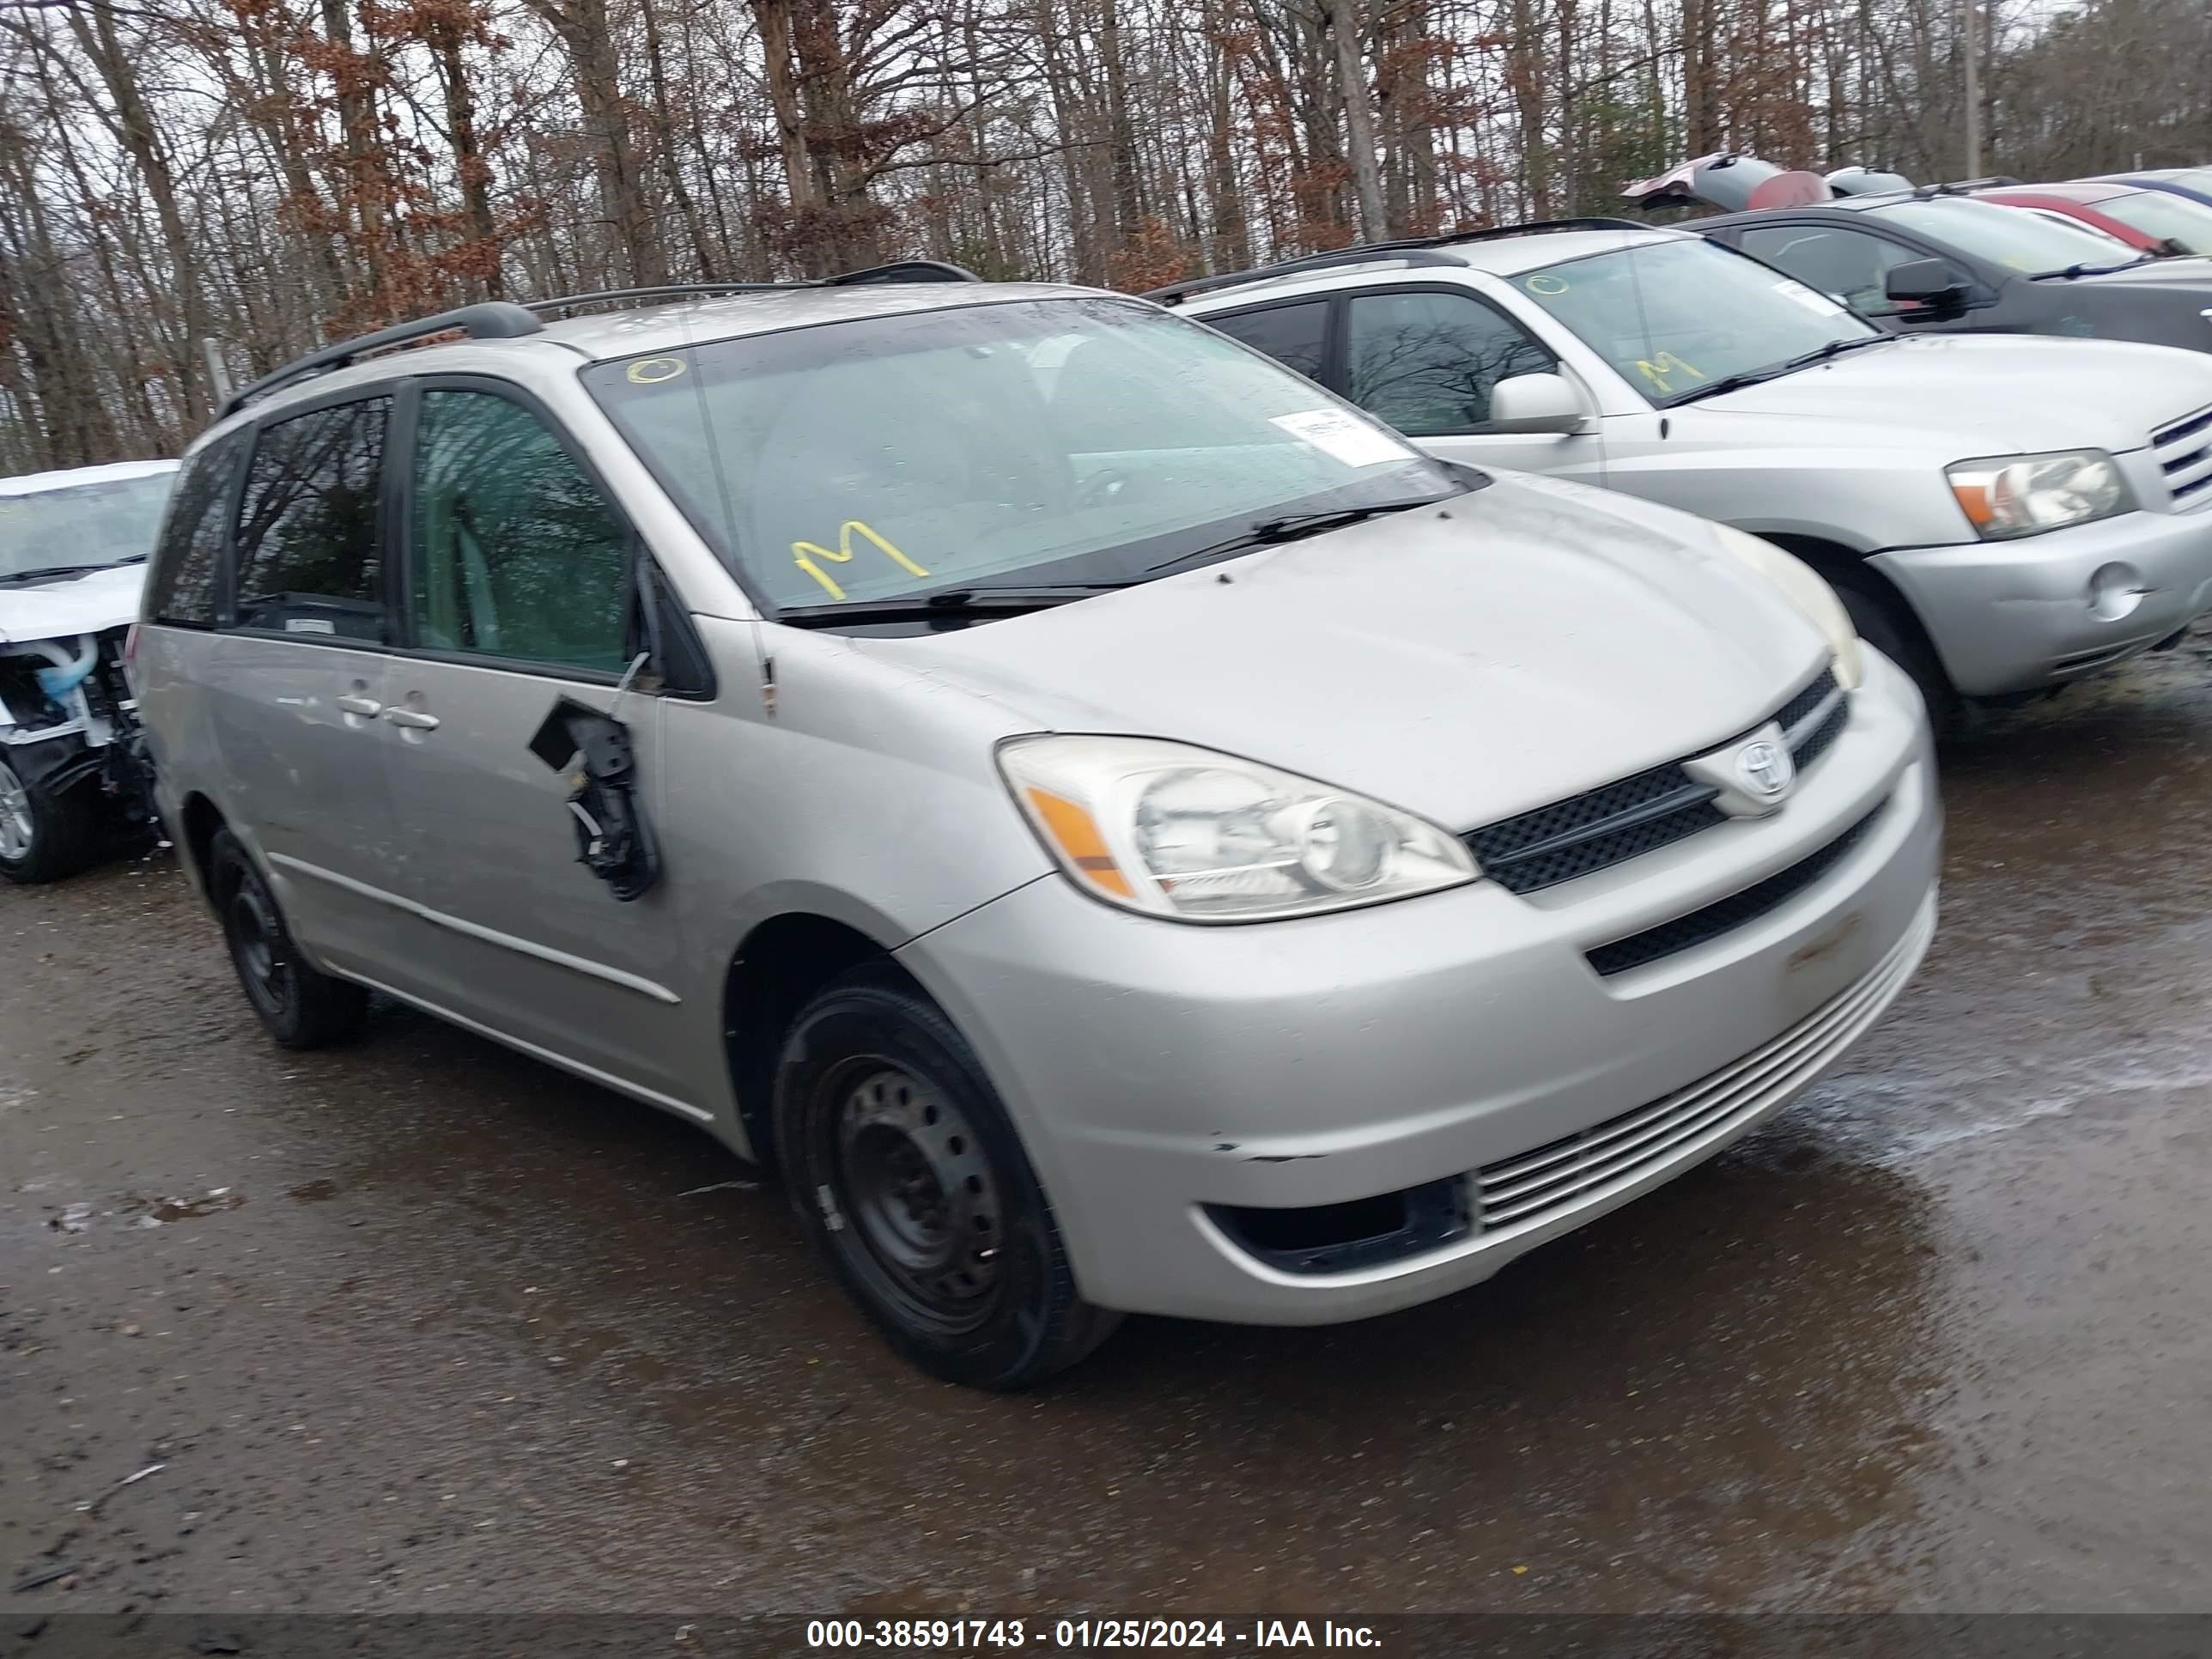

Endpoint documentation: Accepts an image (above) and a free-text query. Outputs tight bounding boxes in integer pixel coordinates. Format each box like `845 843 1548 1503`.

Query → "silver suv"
137 266 1938 1387
1172 221 2212 725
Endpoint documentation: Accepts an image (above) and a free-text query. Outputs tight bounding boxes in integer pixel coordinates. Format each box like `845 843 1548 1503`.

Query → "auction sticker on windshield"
1269 410 1417 469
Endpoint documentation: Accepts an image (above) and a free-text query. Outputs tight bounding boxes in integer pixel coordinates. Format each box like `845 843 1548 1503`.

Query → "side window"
145 431 248 628
1206 301 1332 383
409 389 631 675
232 398 390 641
1343 290 1555 435
1738 226 1917 316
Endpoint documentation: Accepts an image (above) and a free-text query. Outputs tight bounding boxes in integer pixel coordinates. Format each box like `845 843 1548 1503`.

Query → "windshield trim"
580 293 1460 622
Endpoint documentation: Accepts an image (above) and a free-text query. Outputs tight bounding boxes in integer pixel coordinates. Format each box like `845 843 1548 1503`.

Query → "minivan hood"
0 562 143 644
882 476 1826 831
1696 332 2212 452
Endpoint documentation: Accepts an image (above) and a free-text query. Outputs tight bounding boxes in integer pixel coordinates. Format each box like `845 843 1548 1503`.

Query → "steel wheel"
833 1064 1003 1335
0 760 33 862
225 866 296 1020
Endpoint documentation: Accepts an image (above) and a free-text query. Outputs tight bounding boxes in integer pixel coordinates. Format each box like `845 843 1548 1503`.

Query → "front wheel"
1833 576 1963 738
208 829 370 1049
0 754 96 884
773 969 1121 1389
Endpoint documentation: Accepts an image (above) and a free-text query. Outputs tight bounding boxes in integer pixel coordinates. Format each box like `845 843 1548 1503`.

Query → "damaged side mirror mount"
527 696 660 901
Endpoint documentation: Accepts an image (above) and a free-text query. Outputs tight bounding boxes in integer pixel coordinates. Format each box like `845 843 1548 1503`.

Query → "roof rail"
1911 177 2025 198
521 261 985 319
216 260 983 420
216 301 543 421
1146 217 1655 306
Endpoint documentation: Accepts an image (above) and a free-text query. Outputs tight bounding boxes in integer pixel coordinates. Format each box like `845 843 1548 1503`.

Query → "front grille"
1585 799 1886 977
1465 666 1846 896
1476 892 1935 1237
2152 406 2212 505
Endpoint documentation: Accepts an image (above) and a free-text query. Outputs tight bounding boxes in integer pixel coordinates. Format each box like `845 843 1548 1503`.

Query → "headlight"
997 735 1479 922
1710 524 1863 690
1947 449 2130 540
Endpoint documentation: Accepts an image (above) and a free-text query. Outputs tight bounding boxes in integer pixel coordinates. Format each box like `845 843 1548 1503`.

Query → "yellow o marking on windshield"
792 520 930 601
626 356 687 385
1525 274 1569 295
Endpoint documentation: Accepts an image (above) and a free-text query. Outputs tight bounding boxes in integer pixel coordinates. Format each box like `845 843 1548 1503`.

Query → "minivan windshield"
1513 236 1882 406
1865 198 2153 275
0 471 176 583
582 296 1458 614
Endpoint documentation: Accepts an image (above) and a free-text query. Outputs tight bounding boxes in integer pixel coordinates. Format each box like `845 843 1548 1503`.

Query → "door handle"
335 694 383 718
384 708 440 731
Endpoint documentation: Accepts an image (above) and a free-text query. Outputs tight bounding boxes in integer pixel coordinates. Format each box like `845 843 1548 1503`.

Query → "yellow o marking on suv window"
1525 274 1570 295
625 356 687 385
791 520 931 600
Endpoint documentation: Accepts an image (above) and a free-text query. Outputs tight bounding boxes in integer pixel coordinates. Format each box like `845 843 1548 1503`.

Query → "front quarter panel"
1599 409 1972 552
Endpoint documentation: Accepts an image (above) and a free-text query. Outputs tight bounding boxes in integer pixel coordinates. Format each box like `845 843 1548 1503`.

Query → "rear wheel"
0 755 97 885
209 829 369 1048
773 968 1121 1389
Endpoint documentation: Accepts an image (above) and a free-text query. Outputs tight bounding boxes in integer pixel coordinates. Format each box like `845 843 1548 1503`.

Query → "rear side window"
232 397 390 642
145 433 247 628
1206 301 1332 383
1344 290 1555 434
407 389 632 674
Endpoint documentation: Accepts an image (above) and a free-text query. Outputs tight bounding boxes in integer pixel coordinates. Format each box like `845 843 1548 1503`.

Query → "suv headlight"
1947 449 2130 540
997 735 1478 922
1711 524 1863 690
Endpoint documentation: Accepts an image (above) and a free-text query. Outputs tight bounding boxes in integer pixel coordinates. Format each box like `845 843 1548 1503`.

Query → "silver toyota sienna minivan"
135 264 1941 1387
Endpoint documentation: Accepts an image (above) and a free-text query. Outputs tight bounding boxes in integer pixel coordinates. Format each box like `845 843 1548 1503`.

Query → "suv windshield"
2097 190 2212 254
0 471 176 581
1866 198 2151 274
1513 237 1881 405
582 295 1456 614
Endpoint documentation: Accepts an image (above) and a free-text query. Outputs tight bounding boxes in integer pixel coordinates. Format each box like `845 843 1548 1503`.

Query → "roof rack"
520 260 984 319
216 301 542 421
216 260 982 420
1911 177 2025 198
1146 218 1655 306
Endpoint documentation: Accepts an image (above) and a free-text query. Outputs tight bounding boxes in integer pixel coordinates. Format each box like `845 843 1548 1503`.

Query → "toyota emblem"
1736 739 1794 798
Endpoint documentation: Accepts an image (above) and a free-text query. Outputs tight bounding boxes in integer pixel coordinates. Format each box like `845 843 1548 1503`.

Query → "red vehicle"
1971 180 2212 256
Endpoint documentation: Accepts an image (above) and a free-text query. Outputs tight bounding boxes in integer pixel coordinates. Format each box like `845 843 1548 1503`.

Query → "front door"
1338 287 1607 484
375 381 702 1115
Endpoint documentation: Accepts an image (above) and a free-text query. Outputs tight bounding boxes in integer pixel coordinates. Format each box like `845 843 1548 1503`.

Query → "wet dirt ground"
4 640 2209 1621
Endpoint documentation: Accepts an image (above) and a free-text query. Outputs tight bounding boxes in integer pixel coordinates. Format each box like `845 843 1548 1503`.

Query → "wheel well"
723 913 908 1174
179 793 228 895
1760 534 1941 657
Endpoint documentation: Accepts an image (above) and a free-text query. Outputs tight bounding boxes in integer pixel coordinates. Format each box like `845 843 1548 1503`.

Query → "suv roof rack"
216 260 982 420
1910 177 2025 198
1146 218 1653 306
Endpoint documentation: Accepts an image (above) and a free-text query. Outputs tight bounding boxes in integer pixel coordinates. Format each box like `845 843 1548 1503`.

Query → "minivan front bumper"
902 650 1940 1325
1873 507 2212 696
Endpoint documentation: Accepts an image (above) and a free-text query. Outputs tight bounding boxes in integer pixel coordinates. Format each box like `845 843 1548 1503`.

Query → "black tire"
1832 575 1964 738
773 968 1121 1389
208 828 370 1049
0 754 98 885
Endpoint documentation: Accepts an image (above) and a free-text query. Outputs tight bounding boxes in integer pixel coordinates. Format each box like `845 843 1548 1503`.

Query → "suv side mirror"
1489 372 1589 434
1884 258 1971 315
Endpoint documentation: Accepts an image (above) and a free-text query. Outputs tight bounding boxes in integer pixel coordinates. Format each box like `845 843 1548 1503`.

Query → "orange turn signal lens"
1023 787 1134 898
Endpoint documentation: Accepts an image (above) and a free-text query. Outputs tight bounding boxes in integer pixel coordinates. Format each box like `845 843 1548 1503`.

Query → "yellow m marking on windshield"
792 521 930 601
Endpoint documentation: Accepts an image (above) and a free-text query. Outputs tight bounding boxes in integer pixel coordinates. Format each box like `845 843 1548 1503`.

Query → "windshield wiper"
0 562 114 586
1668 334 1893 404
1144 499 1439 578
2032 258 2149 279
774 581 1130 628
